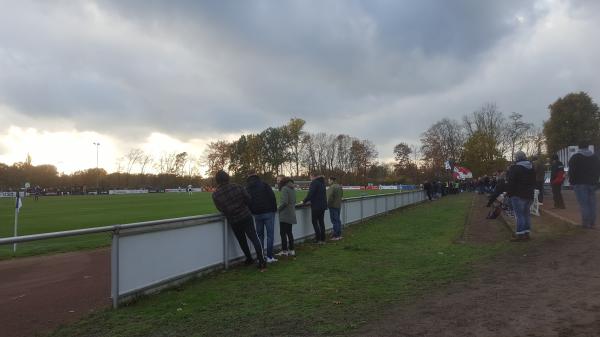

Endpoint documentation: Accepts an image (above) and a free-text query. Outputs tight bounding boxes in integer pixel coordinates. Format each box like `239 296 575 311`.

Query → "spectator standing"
506 151 536 241
423 181 433 201
276 176 297 257
550 154 566 209
212 170 266 271
533 156 546 204
568 144 600 229
303 174 328 244
246 172 278 263
327 176 344 240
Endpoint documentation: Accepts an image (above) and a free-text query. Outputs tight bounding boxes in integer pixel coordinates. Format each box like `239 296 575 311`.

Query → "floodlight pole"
93 142 100 192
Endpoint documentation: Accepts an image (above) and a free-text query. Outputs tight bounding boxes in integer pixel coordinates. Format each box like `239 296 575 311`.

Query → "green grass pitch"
0 190 399 258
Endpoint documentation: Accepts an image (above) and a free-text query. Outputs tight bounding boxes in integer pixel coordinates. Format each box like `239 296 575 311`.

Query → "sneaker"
266 257 278 263
288 250 295 256
318 241 326 245
275 250 288 256
258 261 267 271
244 258 255 266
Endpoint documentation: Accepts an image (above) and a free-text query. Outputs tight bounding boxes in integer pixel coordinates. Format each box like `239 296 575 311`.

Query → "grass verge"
49 193 507 337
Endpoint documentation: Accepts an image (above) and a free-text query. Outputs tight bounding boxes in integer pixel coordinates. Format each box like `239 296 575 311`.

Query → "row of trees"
418 92 600 178
204 118 379 184
2 92 598 190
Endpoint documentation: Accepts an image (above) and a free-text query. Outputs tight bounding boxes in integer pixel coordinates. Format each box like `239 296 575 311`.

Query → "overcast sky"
1 0 599 173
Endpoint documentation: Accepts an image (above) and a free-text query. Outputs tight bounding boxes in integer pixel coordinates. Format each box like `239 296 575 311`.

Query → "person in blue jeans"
506 151 536 241
327 176 343 240
246 172 278 263
568 144 600 228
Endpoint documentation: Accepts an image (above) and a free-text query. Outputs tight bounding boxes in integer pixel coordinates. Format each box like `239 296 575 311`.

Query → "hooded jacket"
245 175 277 215
506 160 536 200
568 149 600 185
278 179 297 224
327 182 343 209
303 176 328 211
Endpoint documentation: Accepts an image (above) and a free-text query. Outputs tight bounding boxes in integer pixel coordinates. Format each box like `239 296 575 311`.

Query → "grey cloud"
0 0 598 161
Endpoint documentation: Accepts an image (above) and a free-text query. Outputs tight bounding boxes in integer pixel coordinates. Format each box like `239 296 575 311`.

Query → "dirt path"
0 249 110 337
352 193 600 337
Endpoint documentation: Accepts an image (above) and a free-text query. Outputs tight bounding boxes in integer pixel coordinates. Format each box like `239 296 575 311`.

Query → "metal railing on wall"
0 189 425 308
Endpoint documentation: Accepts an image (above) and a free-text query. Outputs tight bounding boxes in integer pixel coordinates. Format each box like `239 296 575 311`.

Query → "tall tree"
261 127 290 175
506 112 532 161
544 92 600 153
393 142 412 172
285 118 306 177
204 141 231 176
462 131 506 177
421 118 465 172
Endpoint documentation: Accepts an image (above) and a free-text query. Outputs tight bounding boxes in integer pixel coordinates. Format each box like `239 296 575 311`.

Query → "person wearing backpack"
246 172 278 263
276 176 297 257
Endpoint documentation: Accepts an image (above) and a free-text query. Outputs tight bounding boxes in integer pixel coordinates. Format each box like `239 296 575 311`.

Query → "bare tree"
421 118 465 171
506 112 533 161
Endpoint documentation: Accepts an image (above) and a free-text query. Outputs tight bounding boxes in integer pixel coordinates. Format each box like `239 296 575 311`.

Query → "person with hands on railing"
303 173 328 244
327 176 343 240
276 176 297 257
211 170 267 271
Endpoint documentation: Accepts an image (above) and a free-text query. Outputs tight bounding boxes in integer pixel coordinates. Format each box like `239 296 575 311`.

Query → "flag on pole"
15 192 22 212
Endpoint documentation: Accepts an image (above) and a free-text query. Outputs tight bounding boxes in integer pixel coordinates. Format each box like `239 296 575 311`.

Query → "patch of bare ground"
350 193 600 337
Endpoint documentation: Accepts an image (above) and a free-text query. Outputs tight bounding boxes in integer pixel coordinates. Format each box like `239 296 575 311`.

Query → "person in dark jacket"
568 144 600 228
212 170 266 270
506 151 536 241
487 171 506 207
303 174 328 243
246 172 278 263
423 181 433 201
550 154 566 209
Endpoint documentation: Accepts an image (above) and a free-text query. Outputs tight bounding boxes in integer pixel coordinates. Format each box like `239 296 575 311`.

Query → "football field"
0 190 399 258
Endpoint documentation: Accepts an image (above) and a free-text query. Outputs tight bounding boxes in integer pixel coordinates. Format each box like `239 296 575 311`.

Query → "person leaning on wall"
303 173 328 244
276 176 297 257
327 176 344 240
212 170 267 271
246 172 278 263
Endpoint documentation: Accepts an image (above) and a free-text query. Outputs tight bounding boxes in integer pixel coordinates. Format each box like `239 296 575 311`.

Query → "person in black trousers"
550 154 566 209
212 170 266 271
303 174 328 244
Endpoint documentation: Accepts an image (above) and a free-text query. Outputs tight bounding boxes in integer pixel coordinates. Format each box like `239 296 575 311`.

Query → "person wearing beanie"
276 176 297 257
550 154 566 209
568 144 600 228
506 151 536 241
